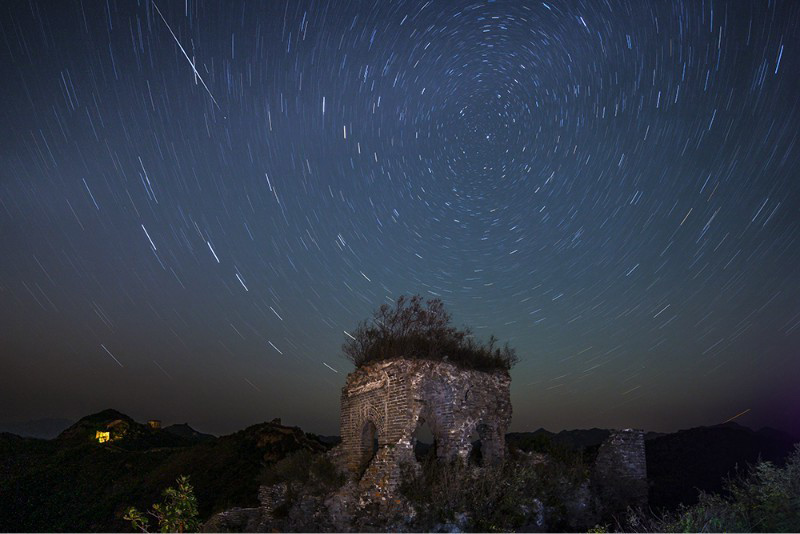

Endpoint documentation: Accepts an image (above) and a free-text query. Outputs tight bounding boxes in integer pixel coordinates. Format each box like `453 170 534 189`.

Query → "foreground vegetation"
397 437 800 533
123 442 799 532
261 448 345 499
0 412 329 532
124 475 200 533
400 444 597 532
342 295 519 372
3 409 796 532
626 444 800 533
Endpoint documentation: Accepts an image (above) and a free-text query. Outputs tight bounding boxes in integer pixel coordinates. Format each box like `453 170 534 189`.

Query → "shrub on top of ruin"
342 295 519 372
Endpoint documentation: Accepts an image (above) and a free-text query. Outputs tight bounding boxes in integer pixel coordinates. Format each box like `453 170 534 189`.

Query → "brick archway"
359 419 379 472
465 421 501 465
352 402 386 470
336 359 512 485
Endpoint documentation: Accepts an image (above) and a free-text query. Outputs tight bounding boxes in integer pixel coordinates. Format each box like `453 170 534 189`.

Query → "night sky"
2 0 799 438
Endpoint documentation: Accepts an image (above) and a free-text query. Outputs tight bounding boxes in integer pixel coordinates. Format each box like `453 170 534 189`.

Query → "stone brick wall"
592 428 648 515
336 358 512 494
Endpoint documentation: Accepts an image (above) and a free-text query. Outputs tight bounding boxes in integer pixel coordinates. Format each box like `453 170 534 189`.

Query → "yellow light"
96 431 110 443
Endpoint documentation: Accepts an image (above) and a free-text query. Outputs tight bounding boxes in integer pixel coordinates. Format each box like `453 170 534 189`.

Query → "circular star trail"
1 1 799 436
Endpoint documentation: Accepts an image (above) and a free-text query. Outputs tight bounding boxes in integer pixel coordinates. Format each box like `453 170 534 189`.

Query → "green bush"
634 444 800 533
342 295 519 372
124 475 200 533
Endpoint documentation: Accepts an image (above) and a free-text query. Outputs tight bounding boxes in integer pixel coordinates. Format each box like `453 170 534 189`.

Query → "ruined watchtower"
337 358 512 493
592 429 648 515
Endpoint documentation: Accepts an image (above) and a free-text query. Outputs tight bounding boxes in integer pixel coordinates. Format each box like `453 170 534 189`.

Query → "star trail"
1 0 799 437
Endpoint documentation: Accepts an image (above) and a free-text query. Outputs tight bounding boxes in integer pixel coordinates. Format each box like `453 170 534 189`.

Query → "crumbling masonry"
592 428 648 514
336 358 512 494
204 359 650 531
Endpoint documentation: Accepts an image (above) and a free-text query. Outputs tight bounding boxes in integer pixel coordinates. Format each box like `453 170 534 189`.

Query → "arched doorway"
468 428 483 466
359 420 379 472
468 423 495 465
412 416 437 463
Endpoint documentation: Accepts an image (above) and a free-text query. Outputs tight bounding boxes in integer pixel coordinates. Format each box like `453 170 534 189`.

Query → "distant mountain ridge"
508 427 612 450
508 427 667 451
55 409 194 450
0 414 220 443
164 423 215 443
646 421 797 509
506 422 796 511
0 417 73 440
0 409 331 532
1 409 796 531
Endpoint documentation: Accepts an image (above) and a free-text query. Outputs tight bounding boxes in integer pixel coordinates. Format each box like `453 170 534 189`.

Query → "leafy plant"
342 294 519 371
630 444 800 532
124 475 200 533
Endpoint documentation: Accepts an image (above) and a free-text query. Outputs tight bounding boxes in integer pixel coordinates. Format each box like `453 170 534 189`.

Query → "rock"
201 507 261 532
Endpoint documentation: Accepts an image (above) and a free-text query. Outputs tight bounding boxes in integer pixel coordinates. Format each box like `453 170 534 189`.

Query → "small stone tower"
592 429 648 515
337 358 512 495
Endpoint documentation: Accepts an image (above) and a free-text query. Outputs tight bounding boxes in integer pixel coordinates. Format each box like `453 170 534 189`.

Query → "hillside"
0 410 329 532
507 422 797 512
2 411 796 531
646 422 797 509
508 427 612 452
0 418 73 440
163 423 215 443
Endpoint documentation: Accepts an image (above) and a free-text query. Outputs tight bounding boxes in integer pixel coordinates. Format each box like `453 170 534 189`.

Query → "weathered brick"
332 358 512 494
